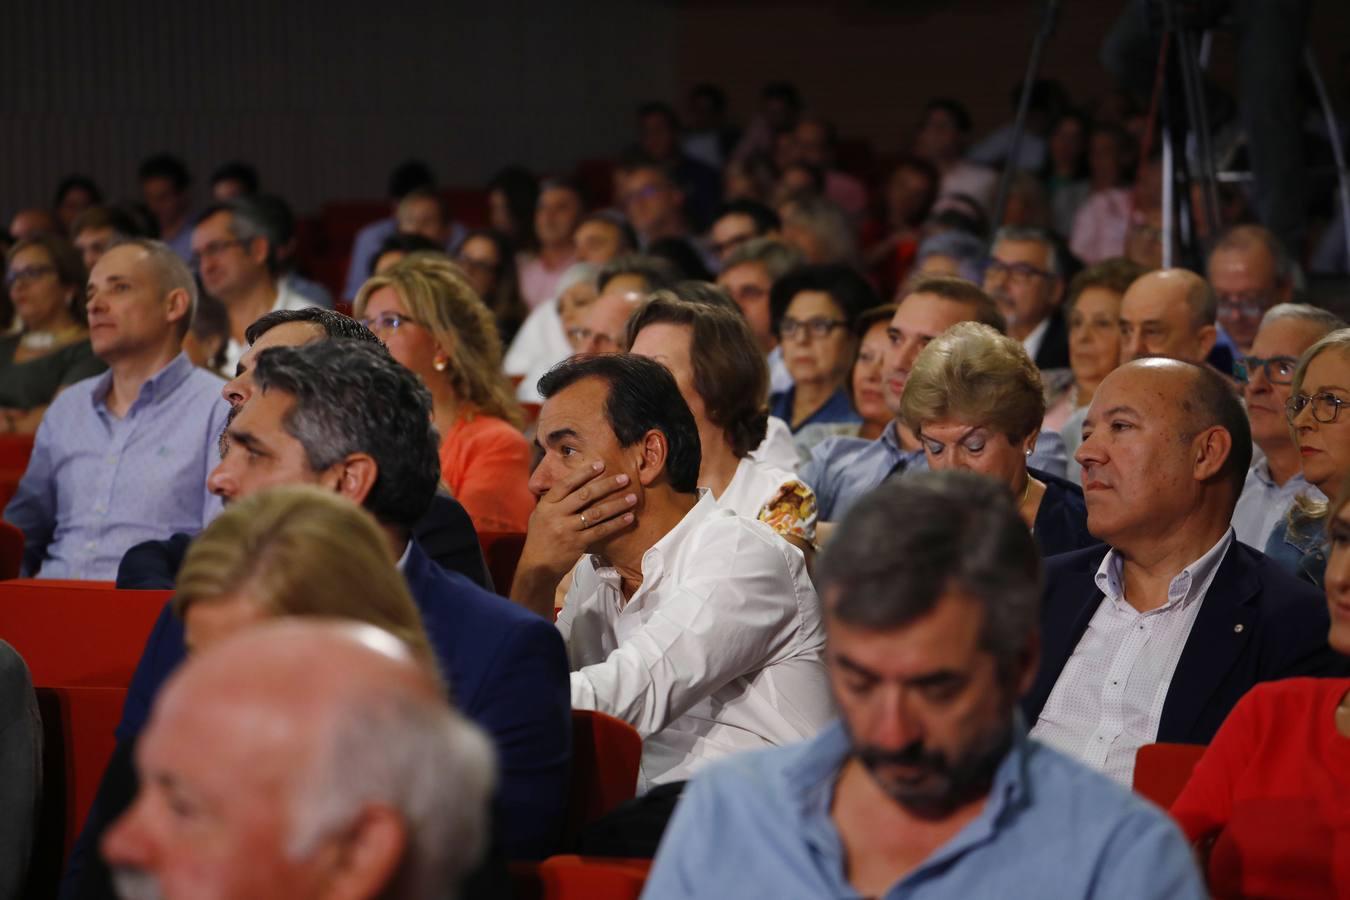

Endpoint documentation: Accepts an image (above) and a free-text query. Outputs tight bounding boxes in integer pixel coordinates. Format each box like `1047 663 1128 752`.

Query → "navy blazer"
1030 467 1098 558
1032 310 1070 371
1022 540 1349 745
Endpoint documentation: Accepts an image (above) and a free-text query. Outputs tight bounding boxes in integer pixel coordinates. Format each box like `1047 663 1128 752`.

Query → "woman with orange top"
355 253 535 533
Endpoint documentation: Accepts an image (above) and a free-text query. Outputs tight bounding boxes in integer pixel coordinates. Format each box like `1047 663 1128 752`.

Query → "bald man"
1117 269 1218 365
1025 359 1344 786
102 620 496 900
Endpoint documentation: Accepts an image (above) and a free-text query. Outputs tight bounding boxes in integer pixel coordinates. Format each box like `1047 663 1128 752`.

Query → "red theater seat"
33 687 127 860
567 710 641 846
1133 741 1207 810
540 856 650 900
0 520 22 580
0 581 170 688
478 532 527 595
0 433 35 469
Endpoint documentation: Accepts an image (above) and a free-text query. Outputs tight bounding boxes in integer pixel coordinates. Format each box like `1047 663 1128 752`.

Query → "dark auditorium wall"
0 0 678 215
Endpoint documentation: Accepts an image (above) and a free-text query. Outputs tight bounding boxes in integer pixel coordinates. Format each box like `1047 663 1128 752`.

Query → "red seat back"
567 710 641 846
0 520 22 580
0 581 170 687
33 686 127 864
0 434 35 470
1133 741 1207 810
539 855 650 900
478 532 527 595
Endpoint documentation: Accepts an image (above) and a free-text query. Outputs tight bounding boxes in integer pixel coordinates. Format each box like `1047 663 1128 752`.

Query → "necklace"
1019 476 1034 508
20 326 82 351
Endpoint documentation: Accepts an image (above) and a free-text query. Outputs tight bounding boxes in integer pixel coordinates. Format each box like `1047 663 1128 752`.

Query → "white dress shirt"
1231 460 1323 550
1031 529 1235 785
220 279 314 377
503 297 571 403
748 416 800 473
556 490 833 791
716 457 817 545
1021 316 1051 364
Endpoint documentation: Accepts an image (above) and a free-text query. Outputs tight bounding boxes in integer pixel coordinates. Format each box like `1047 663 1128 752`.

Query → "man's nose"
206 459 235 499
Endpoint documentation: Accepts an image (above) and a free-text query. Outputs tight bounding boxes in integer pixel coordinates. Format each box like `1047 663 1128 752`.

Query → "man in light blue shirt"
4 239 227 580
646 472 1204 900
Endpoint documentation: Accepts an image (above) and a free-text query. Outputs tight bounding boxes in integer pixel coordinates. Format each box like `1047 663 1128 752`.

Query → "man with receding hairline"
1207 224 1295 354
1117 269 1218 365
1025 358 1345 785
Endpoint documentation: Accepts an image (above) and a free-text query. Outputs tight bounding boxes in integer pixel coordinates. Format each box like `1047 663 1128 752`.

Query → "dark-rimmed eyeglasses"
1234 355 1298 386
189 238 246 269
4 264 57 289
780 317 848 340
983 259 1054 286
1286 392 1349 424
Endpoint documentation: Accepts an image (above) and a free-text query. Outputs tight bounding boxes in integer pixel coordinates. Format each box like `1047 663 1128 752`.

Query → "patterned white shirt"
1030 529 1235 785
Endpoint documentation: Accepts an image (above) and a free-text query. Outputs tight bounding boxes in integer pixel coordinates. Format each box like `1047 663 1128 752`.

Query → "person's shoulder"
417 560 549 634
1229 541 1324 610
458 414 528 446
685 734 814 810
180 364 228 400
1023 740 1181 835
1237 677 1349 720
1043 543 1110 580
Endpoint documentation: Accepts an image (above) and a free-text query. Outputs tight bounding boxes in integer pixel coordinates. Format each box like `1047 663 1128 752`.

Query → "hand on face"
520 460 637 580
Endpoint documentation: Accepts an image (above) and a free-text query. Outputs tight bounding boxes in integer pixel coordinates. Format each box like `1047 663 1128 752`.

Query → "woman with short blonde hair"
355 253 535 533
900 322 1095 556
174 485 436 671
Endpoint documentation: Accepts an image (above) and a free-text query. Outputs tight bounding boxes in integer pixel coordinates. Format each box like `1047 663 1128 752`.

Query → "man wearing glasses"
188 197 313 376
1232 305 1347 548
1207 225 1296 354
982 226 1069 371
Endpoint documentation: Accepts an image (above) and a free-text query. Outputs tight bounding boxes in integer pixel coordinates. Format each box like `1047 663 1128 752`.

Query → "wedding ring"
579 513 588 529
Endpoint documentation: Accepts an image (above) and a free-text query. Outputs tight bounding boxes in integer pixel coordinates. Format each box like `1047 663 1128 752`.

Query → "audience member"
628 292 817 552
792 113 868 218
903 322 1095 556
647 235 713 282
512 354 833 854
864 154 940 296
1043 110 1092 238
718 237 803 395
1025 358 1344 785
971 78 1067 171
847 304 895 442
1266 328 1350 587
102 620 495 900
1 235 104 434
208 160 260 201
630 101 722 230
189 197 313 375
1053 257 1149 484
69 206 146 272
708 198 780 265
909 228 987 284
1118 268 1218 364
573 210 636 266
768 264 875 452
562 254 680 358
1207 224 1296 354
457 229 527 344
778 192 857 265
8 208 59 242
0 640 40 900
138 154 196 261
486 165 540 253
356 255 534 534
504 262 598 403
681 83 740 170
1069 124 1135 264
913 98 998 217
396 187 455 248
182 291 230 373
53 175 102 232
646 471 1205 899
1001 172 1052 231
1170 480 1350 899
371 232 445 276
801 277 1007 524
982 226 1069 370
341 160 441 300
1233 306 1345 549
519 178 584 310
249 193 335 310
3 239 226 580
731 81 804 165
620 160 697 253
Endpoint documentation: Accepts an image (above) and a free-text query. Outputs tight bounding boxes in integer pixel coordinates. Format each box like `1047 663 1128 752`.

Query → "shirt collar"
91 352 195 412
394 540 411 572
1094 528 1235 612
588 489 719 592
1021 316 1051 360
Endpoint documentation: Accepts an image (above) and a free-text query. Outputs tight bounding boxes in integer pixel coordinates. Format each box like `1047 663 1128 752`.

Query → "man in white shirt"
189 198 312 376
510 353 833 855
1024 358 1343 785
981 226 1068 371
1232 304 1345 548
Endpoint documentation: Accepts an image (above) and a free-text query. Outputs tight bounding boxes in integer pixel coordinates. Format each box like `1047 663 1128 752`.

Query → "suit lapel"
1026 549 1110 718
1157 545 1260 741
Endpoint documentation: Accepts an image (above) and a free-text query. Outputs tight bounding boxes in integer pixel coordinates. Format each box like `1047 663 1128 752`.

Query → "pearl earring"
433 356 448 372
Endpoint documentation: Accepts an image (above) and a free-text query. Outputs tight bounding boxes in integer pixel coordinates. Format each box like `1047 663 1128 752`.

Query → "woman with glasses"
0 235 105 434
1266 328 1350 587
1170 479 1350 899
767 264 877 458
901 322 1096 557
355 252 535 534
457 229 527 347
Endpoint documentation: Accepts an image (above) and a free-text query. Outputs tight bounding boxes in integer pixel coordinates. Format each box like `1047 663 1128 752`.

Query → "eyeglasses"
1286 392 1349 424
566 326 622 351
1234 354 1298 385
1216 292 1272 322
780 316 848 340
710 233 752 258
189 239 246 268
358 312 423 334
5 264 57 289
457 255 498 275
983 259 1054 287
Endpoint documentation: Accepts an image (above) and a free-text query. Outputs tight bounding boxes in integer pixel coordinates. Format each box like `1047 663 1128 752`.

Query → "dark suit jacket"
116 491 493 591
1023 541 1349 745
1032 310 1070 371
1030 467 1098 558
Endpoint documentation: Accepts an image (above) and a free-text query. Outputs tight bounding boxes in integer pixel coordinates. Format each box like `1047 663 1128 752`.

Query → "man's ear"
247 236 270 268
164 287 192 330
633 429 670 488
317 806 407 900
1196 323 1218 360
1192 425 1232 484
1049 276 1065 308
331 453 379 506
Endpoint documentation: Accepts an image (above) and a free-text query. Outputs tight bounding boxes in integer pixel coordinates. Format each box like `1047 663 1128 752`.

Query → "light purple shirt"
3 353 228 580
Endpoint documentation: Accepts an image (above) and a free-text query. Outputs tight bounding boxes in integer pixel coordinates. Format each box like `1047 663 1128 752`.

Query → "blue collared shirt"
769 385 861 433
645 720 1206 900
4 354 228 580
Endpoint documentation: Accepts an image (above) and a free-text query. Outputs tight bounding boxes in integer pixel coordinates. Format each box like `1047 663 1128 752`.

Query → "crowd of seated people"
2 67 1350 900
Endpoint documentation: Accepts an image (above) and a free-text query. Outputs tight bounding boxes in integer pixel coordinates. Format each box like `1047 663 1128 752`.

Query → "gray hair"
555 261 599 298
913 230 988 285
108 236 199 338
722 237 803 282
991 225 1063 279
816 470 1041 677
1261 302 1346 338
780 193 856 265
1209 224 1293 285
288 690 497 900
223 197 280 272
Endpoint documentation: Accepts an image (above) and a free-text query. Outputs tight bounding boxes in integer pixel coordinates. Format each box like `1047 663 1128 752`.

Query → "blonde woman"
901 321 1096 556
356 253 535 533
175 485 436 671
